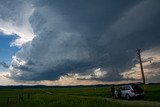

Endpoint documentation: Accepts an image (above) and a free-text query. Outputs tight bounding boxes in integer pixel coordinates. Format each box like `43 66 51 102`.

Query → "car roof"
121 84 138 87
120 85 132 88
121 85 131 87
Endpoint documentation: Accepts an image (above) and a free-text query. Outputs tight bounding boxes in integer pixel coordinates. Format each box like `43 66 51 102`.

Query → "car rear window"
132 84 143 92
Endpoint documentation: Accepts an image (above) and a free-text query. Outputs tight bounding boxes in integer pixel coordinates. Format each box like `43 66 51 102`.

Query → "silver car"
115 84 144 100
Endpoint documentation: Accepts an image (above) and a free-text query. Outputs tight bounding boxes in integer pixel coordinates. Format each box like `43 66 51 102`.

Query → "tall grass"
0 85 159 107
144 85 160 101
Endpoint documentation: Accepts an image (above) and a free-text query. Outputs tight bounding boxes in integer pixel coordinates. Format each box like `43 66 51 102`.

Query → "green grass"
0 85 160 107
144 85 160 101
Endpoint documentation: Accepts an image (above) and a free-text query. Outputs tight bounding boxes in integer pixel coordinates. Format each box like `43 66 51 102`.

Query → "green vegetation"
144 85 160 101
0 85 160 107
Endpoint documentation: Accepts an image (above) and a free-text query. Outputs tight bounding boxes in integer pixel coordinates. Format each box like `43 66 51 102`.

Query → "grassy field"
0 85 160 107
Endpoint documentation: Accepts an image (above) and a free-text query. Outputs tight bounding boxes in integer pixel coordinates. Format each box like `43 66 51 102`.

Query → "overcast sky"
0 0 160 85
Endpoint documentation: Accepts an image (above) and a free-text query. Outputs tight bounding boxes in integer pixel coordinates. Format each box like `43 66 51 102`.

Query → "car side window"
125 86 130 90
121 86 130 90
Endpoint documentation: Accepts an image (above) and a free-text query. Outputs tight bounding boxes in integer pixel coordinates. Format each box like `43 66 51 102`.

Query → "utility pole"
137 49 146 84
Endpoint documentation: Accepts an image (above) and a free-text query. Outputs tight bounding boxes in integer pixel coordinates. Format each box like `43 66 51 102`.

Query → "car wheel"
125 94 130 100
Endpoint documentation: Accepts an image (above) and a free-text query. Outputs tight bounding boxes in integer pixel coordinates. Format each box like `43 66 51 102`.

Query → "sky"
0 0 160 86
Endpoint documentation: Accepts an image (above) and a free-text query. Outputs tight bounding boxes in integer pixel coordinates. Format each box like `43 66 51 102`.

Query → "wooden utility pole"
137 49 146 84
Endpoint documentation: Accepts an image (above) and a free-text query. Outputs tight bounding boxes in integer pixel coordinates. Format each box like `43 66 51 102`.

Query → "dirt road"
77 96 160 107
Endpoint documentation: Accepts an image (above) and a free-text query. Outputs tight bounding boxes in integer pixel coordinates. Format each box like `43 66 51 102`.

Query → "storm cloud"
0 0 160 83
0 61 9 68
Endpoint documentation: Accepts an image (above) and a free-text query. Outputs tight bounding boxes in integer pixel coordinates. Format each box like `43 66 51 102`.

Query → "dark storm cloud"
9 0 160 81
0 61 9 68
145 62 160 69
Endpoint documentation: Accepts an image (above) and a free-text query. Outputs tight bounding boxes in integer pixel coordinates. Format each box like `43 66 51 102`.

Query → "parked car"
114 84 144 100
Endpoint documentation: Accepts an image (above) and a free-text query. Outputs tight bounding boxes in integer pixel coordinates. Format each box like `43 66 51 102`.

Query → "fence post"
6 97 9 107
21 93 24 101
15 96 18 104
28 93 30 99
19 94 21 102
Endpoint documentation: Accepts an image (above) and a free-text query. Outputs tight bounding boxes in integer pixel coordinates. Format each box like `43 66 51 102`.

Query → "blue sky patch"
0 34 19 71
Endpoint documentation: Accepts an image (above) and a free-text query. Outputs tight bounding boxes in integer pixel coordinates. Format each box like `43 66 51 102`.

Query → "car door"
120 86 126 98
